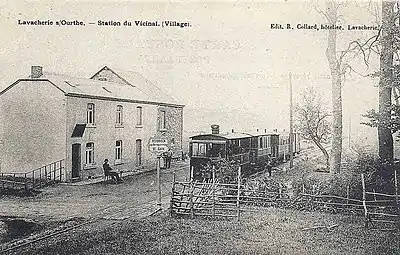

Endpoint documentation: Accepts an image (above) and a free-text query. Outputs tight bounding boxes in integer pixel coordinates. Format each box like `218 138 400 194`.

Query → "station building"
0 66 184 181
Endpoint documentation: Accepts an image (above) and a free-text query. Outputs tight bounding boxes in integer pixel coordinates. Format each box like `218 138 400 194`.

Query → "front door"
72 143 81 178
136 139 142 166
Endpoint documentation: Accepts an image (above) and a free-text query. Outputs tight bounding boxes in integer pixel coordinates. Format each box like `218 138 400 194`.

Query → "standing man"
166 148 173 169
266 158 272 177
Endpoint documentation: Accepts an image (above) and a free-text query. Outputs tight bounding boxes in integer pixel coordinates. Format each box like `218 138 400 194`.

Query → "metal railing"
0 159 65 192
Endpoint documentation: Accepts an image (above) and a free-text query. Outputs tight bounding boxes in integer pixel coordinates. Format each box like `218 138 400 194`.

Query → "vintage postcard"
0 1 399 254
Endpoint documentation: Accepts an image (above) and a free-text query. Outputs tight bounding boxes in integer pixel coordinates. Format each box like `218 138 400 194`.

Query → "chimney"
231 129 234 133
273 128 277 132
264 129 267 133
256 128 259 132
211 124 220 134
31 66 43 78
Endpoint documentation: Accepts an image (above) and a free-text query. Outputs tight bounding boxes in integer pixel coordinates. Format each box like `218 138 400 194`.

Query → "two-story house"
0 66 184 181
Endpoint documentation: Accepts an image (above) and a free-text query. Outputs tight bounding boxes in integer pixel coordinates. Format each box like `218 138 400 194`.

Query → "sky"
0 0 383 146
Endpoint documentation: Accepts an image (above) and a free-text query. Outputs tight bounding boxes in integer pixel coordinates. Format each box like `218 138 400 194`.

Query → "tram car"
189 125 301 181
278 132 301 161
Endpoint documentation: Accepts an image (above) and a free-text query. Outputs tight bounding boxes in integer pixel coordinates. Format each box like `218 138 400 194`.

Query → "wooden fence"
170 167 400 229
361 172 400 229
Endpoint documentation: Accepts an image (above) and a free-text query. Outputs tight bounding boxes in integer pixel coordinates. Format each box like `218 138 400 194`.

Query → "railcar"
189 132 252 180
247 131 279 167
278 132 301 160
189 126 302 181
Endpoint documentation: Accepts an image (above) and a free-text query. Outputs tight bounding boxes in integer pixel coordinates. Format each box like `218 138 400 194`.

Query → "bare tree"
325 1 343 174
378 1 394 168
319 1 382 174
296 87 331 168
362 1 396 174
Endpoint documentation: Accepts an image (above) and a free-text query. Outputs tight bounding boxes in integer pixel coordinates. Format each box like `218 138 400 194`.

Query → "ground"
7 208 400 255
1 156 399 254
0 162 189 221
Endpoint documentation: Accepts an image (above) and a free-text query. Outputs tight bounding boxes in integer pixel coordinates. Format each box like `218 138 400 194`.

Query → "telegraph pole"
289 72 294 168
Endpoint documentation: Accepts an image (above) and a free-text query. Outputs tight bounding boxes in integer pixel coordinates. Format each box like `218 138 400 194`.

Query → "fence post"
237 165 241 221
39 167 42 188
190 177 194 219
59 160 63 182
24 173 27 192
361 173 368 228
373 189 377 201
394 168 400 229
346 184 350 205
212 166 216 219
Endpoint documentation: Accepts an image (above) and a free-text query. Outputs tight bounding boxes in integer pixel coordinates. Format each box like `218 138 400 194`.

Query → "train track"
0 198 166 254
0 164 189 254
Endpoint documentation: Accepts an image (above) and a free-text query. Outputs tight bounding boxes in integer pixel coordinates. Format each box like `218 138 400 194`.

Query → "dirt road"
0 162 190 221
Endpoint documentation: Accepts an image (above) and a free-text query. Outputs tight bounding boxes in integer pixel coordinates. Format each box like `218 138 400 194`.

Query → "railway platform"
62 160 189 186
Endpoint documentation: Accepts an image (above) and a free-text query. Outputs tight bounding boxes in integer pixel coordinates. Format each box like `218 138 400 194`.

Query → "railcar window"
192 143 199 156
191 142 207 156
199 143 206 155
208 143 225 157
191 142 225 157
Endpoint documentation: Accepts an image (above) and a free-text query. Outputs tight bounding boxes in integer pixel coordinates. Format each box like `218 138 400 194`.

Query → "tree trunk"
312 138 330 169
378 1 394 177
325 0 342 174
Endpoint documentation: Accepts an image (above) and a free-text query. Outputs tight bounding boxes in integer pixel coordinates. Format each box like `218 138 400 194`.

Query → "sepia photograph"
0 0 399 254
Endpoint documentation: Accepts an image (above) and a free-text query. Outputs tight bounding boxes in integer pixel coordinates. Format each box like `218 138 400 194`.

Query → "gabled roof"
91 66 180 106
0 68 184 107
42 72 155 102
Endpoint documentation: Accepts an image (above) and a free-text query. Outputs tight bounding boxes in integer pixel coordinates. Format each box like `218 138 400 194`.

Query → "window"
87 103 95 124
85 143 94 165
199 143 206 155
137 106 142 125
116 105 123 125
160 110 166 130
192 142 206 157
259 137 263 148
115 140 122 161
